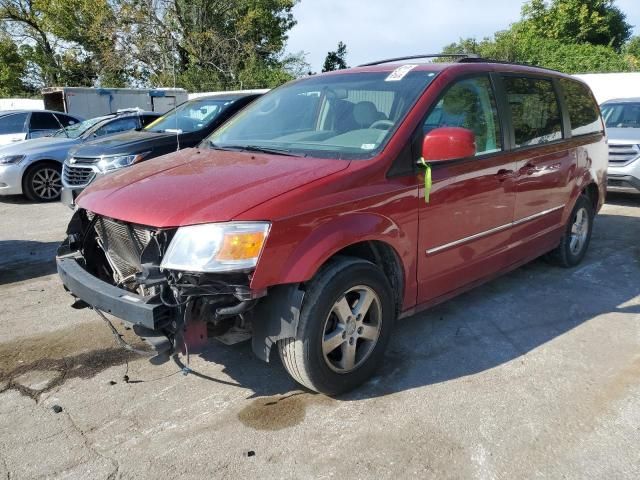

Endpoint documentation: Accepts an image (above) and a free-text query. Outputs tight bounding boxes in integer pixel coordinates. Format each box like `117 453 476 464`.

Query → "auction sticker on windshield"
385 64 418 81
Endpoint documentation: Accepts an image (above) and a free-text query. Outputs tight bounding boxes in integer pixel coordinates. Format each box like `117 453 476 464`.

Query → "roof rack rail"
358 53 479 67
456 57 564 73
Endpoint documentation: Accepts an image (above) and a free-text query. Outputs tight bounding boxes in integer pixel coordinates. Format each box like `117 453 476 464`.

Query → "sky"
286 0 640 71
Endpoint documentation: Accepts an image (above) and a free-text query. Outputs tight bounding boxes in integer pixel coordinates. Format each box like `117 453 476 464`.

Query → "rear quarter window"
559 79 602 136
503 76 562 148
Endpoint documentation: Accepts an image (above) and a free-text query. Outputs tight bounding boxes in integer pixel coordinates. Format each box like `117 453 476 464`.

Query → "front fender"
250 211 416 308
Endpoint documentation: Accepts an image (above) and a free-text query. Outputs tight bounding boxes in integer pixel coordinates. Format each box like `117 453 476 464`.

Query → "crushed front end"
56 209 266 358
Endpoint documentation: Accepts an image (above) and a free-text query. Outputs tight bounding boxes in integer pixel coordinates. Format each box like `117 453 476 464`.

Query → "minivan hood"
0 136 78 156
606 127 640 143
78 148 350 227
74 130 175 157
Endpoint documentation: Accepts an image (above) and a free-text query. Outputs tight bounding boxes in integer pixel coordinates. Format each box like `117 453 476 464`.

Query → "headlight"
0 155 25 165
97 152 148 172
160 222 271 273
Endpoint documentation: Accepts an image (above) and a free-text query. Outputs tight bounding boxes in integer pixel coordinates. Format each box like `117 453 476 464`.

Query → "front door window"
424 76 502 156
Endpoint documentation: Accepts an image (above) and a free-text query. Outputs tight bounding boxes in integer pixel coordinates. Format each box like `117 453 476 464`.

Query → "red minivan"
57 56 607 394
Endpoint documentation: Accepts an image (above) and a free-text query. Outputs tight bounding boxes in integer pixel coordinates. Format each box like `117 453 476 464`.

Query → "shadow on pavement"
605 191 639 207
0 195 36 205
0 240 60 285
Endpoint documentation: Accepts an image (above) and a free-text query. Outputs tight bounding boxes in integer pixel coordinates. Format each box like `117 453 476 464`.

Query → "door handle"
496 169 514 181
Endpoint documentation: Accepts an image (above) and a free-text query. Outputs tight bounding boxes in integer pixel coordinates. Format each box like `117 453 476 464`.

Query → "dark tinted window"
29 112 61 131
601 102 640 129
95 117 138 136
54 114 78 127
424 76 502 155
140 114 160 127
503 77 562 147
559 79 601 135
0 113 28 134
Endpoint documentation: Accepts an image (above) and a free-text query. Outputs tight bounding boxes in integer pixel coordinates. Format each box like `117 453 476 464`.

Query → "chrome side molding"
426 205 565 255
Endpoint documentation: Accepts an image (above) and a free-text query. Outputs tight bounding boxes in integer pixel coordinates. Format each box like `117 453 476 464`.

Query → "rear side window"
559 79 602 136
0 113 28 134
424 76 502 155
29 112 61 131
503 77 562 147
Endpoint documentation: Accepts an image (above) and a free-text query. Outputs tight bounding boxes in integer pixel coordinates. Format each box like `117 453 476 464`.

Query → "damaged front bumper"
57 208 305 363
56 255 175 330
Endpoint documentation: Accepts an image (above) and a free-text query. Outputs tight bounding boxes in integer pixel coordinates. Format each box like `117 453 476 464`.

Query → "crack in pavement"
62 408 120 479
0 453 9 480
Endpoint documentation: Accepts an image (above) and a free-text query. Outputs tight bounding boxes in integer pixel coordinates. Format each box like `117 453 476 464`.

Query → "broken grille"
93 215 154 283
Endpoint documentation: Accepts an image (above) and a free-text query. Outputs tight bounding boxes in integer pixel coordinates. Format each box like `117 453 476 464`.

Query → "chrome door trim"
511 205 564 227
425 205 565 255
425 222 512 255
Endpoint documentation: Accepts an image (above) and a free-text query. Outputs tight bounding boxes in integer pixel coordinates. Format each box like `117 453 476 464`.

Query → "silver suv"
601 98 640 193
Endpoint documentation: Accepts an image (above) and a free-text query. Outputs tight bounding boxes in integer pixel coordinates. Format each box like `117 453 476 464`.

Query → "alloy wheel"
569 206 589 256
322 285 382 373
32 168 62 200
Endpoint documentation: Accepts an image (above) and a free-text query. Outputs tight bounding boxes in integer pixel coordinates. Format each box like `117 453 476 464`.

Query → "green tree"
0 0 123 88
625 36 640 57
322 41 348 72
624 35 640 69
520 0 632 51
0 32 25 95
117 0 299 91
1 0 302 91
441 0 637 73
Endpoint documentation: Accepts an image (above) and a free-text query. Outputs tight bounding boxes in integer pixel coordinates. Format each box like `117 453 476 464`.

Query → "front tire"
278 257 395 395
23 162 62 202
548 195 594 267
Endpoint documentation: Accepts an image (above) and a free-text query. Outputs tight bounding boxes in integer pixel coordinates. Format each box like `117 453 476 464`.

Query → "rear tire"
23 162 62 202
278 257 395 395
548 195 594 267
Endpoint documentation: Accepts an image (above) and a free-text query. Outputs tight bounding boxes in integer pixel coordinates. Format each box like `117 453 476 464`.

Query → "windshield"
53 117 106 139
144 98 234 133
601 103 640 128
205 70 437 159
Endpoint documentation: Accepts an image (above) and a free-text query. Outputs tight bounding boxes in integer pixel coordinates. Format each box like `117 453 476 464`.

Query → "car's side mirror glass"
421 127 476 163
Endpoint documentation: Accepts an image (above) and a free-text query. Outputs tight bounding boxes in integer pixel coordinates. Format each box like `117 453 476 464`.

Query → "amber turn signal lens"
216 232 266 261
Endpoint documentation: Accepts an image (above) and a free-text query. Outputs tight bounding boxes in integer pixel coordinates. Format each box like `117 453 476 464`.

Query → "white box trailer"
188 89 270 100
42 87 188 119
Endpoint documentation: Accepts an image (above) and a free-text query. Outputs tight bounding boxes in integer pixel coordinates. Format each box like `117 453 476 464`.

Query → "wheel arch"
582 182 600 212
322 240 405 318
563 168 602 224
21 158 62 182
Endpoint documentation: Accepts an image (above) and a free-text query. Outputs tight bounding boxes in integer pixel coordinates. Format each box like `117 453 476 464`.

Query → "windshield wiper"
54 128 69 138
207 142 305 157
